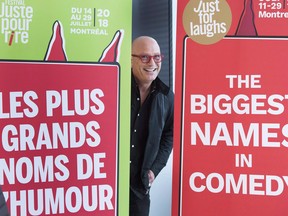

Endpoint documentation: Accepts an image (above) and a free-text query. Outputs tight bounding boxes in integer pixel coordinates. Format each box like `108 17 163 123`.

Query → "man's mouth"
144 68 157 72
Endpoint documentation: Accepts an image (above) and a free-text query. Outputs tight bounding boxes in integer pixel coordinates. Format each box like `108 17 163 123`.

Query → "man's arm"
150 92 174 178
0 187 9 216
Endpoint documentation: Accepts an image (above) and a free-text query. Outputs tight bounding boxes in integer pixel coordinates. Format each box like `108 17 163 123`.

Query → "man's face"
132 38 162 85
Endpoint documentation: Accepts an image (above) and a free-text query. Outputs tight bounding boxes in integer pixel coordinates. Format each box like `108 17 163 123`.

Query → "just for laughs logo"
183 0 232 45
0 0 33 45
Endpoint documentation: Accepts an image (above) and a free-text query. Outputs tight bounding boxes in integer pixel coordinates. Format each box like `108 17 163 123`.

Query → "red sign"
0 62 119 216
173 0 288 215
178 36 288 216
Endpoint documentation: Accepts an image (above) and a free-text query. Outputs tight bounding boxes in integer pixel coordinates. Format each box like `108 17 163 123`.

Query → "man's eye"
154 55 161 60
141 55 149 60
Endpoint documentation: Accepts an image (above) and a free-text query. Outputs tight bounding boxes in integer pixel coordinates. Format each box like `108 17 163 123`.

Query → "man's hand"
148 170 155 187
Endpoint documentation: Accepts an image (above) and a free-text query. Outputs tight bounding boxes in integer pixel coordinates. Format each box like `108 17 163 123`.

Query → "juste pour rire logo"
0 0 33 45
183 0 232 45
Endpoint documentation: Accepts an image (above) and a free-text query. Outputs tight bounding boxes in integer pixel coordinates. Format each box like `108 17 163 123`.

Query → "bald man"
130 36 174 216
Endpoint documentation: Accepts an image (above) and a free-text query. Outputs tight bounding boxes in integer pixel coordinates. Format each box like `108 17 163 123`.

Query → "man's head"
131 36 163 86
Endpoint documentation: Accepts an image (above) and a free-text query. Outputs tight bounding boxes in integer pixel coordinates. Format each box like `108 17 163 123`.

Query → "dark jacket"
0 187 9 216
137 77 174 194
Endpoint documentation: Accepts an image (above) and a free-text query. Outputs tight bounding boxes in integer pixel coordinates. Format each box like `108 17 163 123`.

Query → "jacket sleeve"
0 187 9 216
150 91 174 177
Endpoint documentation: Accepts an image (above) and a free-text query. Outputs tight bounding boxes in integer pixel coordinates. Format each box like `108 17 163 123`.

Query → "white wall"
150 153 173 216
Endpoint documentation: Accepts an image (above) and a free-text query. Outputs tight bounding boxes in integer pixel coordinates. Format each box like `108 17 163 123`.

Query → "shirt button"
137 98 140 101
132 145 135 148
134 129 137 132
137 113 140 116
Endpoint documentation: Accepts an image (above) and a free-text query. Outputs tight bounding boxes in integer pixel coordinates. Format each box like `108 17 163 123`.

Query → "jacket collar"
131 74 170 96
